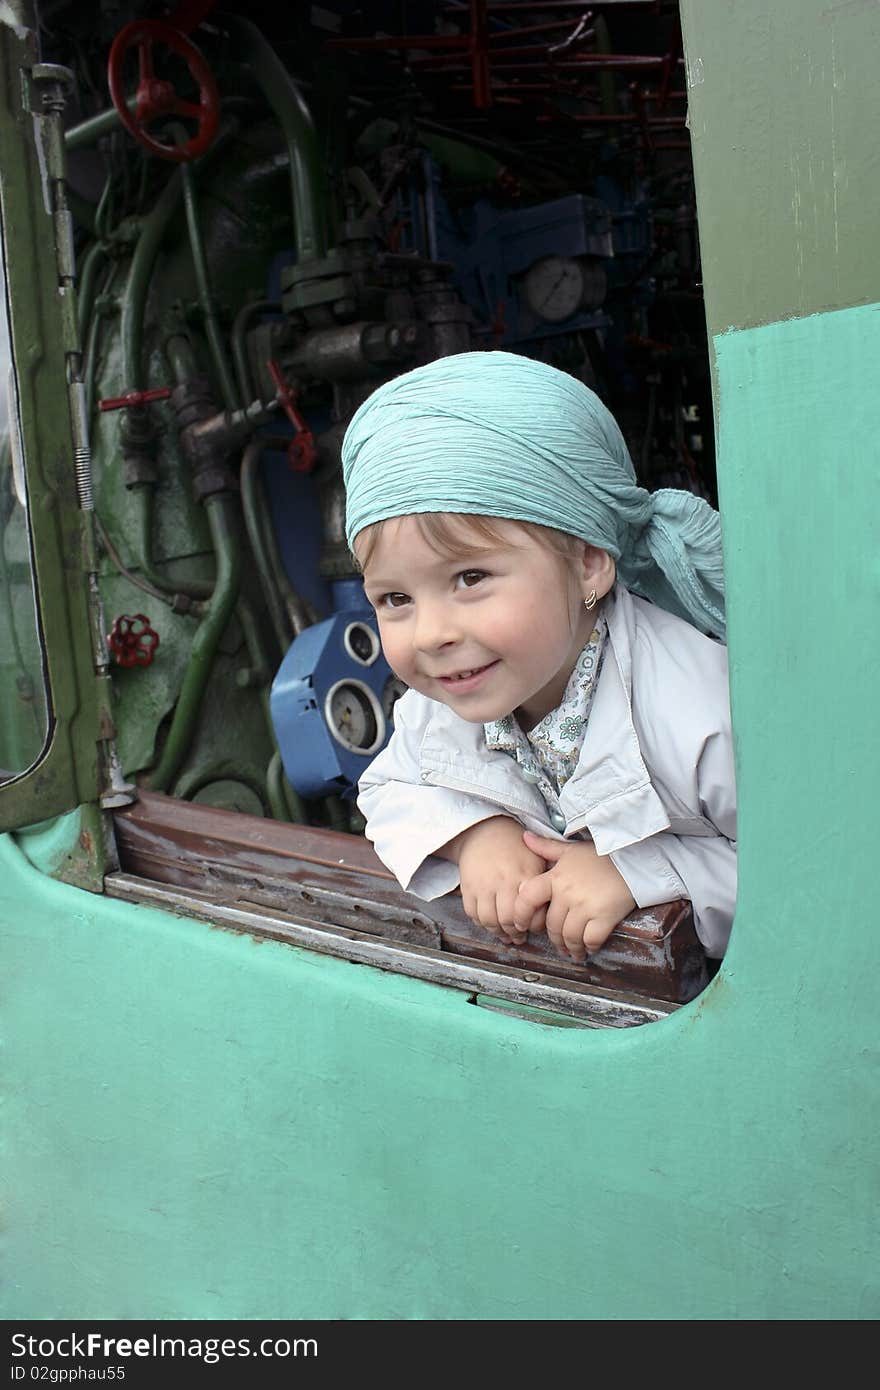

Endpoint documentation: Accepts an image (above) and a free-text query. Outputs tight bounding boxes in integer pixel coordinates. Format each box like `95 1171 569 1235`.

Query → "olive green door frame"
0 10 101 829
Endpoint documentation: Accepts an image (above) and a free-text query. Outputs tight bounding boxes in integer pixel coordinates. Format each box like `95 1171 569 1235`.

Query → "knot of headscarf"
342 350 725 638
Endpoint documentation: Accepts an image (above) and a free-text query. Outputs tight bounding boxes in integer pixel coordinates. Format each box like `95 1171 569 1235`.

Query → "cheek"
376 622 411 676
498 592 562 651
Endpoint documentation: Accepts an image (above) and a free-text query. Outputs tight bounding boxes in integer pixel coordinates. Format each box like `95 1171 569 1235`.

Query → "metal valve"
108 614 160 668
98 388 173 413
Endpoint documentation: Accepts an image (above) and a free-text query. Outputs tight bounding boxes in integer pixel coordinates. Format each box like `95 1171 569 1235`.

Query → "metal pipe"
179 159 238 412
267 749 308 824
121 170 184 391
129 486 212 600
65 104 130 151
76 240 107 342
148 494 242 791
240 440 292 654
255 476 313 636
231 298 280 409
120 122 236 391
221 14 327 263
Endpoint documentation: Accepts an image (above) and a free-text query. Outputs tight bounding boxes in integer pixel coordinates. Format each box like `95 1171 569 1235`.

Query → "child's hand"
514 831 636 962
448 817 549 944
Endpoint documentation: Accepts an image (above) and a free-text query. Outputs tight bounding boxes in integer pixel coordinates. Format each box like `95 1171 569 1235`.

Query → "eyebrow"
363 547 509 588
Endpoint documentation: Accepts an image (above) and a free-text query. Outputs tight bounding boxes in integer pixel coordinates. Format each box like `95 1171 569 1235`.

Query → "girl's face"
358 515 615 728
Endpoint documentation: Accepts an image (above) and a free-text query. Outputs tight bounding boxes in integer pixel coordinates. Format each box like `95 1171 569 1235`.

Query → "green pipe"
121 168 184 391
231 298 279 409
83 263 120 420
148 494 242 792
234 594 271 690
127 486 211 600
282 771 308 824
255 477 313 634
165 329 198 384
93 172 118 244
266 750 309 824
65 103 132 151
223 14 327 263
265 753 288 821
76 240 107 342
240 440 291 654
179 160 238 412
83 302 104 423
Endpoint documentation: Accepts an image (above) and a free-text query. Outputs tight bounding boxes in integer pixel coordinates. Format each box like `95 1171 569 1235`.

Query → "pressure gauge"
343 620 380 667
521 255 607 322
324 679 385 754
382 675 408 721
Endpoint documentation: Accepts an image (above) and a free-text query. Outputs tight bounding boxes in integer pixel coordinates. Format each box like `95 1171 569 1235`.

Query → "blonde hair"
353 512 583 572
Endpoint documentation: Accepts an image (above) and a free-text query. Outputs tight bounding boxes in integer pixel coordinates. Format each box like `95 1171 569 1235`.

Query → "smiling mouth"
435 661 499 686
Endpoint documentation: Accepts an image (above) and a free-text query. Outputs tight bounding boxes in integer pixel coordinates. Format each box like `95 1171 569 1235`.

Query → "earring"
584 590 598 612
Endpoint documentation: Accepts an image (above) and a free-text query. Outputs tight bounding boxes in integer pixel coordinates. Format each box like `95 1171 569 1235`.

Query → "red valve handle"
98 387 172 412
107 19 220 163
267 360 318 473
108 614 160 669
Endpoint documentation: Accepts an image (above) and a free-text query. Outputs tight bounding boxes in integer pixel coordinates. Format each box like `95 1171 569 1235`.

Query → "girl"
342 351 735 963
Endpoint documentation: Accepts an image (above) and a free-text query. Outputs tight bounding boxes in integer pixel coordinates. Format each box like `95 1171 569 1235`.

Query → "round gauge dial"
522 255 605 322
382 675 408 721
343 620 380 667
324 679 385 754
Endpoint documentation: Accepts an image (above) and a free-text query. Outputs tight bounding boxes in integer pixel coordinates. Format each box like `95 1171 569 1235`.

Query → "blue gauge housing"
270 586 402 799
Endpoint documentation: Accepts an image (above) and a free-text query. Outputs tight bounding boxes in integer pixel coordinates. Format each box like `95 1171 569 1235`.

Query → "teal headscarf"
342 351 725 638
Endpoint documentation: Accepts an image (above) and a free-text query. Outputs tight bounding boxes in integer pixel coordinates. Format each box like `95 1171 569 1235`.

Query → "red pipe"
470 0 491 108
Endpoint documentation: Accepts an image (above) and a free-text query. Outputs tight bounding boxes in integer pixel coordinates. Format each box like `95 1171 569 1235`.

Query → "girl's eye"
379 592 410 609
456 569 488 589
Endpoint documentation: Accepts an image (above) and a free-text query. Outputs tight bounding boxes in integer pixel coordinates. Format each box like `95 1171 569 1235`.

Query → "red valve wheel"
107 19 220 163
108 614 160 669
266 359 318 473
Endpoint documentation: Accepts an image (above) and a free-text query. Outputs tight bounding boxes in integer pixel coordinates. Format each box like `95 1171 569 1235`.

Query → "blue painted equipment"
271 582 403 798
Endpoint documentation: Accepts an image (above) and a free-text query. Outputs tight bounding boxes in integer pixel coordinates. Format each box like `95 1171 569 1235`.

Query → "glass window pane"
0 248 50 778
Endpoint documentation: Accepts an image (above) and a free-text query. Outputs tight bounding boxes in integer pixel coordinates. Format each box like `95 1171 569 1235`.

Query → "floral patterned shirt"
483 614 607 829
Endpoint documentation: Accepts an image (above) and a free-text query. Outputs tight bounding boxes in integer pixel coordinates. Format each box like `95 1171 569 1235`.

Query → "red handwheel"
107 19 220 163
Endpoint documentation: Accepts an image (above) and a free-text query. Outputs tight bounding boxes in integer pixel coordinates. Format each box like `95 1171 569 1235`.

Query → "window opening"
11 1 726 1025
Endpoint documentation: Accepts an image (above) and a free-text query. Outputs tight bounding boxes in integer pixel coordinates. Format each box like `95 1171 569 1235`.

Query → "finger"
474 893 503 936
561 909 589 962
544 895 567 953
583 917 616 955
528 904 547 934
514 870 553 915
522 830 567 862
495 890 528 945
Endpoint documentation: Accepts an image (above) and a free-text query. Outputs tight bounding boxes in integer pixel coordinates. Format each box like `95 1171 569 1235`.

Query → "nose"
413 596 460 653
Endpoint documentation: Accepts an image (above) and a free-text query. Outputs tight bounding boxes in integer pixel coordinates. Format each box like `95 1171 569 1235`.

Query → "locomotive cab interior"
0 0 721 1026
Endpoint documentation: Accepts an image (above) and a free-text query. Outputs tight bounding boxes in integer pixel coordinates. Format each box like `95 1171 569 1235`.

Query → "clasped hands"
445 815 636 962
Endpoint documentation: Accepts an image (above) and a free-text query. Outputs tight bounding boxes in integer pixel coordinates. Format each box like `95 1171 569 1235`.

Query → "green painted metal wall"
2 0 879 1319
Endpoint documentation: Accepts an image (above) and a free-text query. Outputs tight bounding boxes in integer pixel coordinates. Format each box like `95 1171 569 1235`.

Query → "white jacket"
358 584 737 957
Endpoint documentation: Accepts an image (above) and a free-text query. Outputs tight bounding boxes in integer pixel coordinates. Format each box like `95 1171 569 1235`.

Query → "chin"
450 700 513 724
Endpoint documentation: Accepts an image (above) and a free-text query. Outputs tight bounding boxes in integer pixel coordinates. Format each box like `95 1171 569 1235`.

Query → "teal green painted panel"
3 307 880 1318
715 301 880 941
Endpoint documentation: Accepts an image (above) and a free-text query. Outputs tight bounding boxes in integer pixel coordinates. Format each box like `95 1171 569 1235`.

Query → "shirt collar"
484 614 607 791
